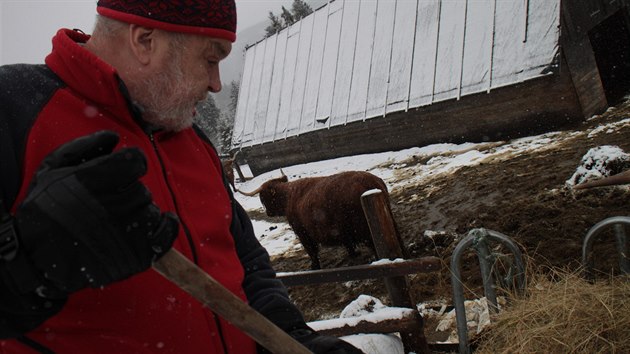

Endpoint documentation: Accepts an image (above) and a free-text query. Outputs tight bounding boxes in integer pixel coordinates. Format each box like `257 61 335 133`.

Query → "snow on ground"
234 131 570 257
232 116 630 353
565 145 630 187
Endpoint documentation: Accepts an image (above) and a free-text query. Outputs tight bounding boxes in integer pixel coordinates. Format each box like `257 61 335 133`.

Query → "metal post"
582 216 630 281
472 230 499 313
451 228 526 354
614 224 630 274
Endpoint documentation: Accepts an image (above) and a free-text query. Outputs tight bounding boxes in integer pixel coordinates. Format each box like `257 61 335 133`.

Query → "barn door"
588 10 630 105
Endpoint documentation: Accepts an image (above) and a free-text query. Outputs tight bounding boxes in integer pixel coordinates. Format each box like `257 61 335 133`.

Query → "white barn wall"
408 0 440 108
276 24 302 140
264 30 288 143
345 0 377 123
433 0 466 102
365 0 396 118
254 35 277 143
386 0 418 114
460 0 494 96
300 9 328 134
288 15 314 138
232 42 255 145
315 0 344 126
233 0 561 149
330 0 361 126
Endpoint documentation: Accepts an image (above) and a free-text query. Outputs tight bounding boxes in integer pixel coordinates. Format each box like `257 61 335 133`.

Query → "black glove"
5 130 179 297
290 328 365 354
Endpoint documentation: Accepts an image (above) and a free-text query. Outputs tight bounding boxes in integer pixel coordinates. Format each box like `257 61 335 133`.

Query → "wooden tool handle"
153 249 312 354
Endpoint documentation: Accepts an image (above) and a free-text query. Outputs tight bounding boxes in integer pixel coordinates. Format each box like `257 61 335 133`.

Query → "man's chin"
168 115 195 132
144 112 194 132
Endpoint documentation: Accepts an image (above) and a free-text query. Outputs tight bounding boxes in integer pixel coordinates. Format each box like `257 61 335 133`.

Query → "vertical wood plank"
360 190 430 354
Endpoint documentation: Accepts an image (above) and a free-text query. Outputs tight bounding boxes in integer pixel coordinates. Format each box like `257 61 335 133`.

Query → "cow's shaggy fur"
244 171 392 269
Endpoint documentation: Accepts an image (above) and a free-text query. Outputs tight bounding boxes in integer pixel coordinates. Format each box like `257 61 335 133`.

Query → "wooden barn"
231 0 630 175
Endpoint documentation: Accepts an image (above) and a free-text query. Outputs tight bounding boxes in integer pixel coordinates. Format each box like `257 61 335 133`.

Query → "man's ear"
128 24 156 65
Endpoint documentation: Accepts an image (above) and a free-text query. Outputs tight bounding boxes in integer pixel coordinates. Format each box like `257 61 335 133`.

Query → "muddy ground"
263 98 630 342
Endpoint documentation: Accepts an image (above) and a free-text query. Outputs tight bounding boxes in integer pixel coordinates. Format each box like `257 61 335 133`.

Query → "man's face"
138 34 232 132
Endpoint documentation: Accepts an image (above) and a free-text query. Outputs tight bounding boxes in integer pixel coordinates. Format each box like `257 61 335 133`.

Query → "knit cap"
96 0 236 42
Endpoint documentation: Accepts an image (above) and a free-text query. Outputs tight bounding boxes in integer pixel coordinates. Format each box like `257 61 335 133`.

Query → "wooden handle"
153 249 312 354
574 170 630 189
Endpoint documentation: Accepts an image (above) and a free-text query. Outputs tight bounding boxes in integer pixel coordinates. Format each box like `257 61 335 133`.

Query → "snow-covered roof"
232 0 561 149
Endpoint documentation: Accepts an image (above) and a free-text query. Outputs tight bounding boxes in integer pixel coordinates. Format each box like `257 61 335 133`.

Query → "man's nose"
208 66 222 93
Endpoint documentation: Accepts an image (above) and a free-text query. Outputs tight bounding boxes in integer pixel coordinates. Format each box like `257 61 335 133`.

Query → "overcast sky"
0 0 294 65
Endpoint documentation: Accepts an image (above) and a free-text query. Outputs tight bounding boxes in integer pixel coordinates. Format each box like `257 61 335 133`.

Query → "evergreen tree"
265 0 313 37
291 0 312 21
265 12 284 36
228 80 240 117
280 6 295 27
194 95 226 152
219 81 240 152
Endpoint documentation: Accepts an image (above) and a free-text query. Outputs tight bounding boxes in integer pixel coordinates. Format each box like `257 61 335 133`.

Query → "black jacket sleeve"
190 124 308 333
0 64 67 338
230 200 309 333
0 259 66 338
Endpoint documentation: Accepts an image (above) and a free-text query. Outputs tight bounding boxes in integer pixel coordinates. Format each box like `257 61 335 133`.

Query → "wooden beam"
276 257 441 286
361 190 431 354
310 309 418 337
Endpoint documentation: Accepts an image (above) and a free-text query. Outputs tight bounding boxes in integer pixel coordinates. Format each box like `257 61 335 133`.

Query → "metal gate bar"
582 216 630 281
450 228 526 354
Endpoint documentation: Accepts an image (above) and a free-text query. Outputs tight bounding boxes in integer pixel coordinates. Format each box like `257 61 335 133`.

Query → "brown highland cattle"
239 170 391 269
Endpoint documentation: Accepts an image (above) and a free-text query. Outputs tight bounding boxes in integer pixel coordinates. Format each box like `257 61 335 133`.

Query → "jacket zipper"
148 132 198 264
148 132 229 354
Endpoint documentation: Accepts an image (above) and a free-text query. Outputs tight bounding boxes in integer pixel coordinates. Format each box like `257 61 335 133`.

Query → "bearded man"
0 1 363 353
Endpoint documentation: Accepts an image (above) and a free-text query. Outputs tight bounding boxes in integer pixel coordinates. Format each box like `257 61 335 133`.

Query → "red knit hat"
96 0 236 42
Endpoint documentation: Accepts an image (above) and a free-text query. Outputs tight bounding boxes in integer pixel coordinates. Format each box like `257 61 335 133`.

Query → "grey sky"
0 0 293 66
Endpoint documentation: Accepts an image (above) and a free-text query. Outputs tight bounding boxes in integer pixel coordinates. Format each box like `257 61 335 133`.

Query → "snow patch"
565 145 630 187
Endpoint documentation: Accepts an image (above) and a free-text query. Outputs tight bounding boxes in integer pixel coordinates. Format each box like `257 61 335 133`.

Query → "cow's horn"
236 184 264 196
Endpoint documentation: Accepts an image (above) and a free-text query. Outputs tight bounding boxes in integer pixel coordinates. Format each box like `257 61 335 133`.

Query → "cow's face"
259 176 289 217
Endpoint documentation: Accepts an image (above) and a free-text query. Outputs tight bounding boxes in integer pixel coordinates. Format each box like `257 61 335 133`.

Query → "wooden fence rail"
275 189 439 354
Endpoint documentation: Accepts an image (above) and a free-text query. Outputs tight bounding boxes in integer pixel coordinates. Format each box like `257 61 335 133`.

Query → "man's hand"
7 130 178 297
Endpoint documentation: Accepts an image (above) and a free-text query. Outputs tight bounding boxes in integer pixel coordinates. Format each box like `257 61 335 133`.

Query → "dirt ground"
266 97 630 342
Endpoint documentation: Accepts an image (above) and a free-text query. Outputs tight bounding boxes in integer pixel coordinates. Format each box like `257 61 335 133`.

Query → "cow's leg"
297 234 321 270
343 239 358 258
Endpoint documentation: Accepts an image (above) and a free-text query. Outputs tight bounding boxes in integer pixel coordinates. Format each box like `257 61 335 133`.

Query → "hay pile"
474 270 630 354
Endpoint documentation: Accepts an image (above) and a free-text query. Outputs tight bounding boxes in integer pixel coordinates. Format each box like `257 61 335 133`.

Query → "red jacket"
0 29 305 353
